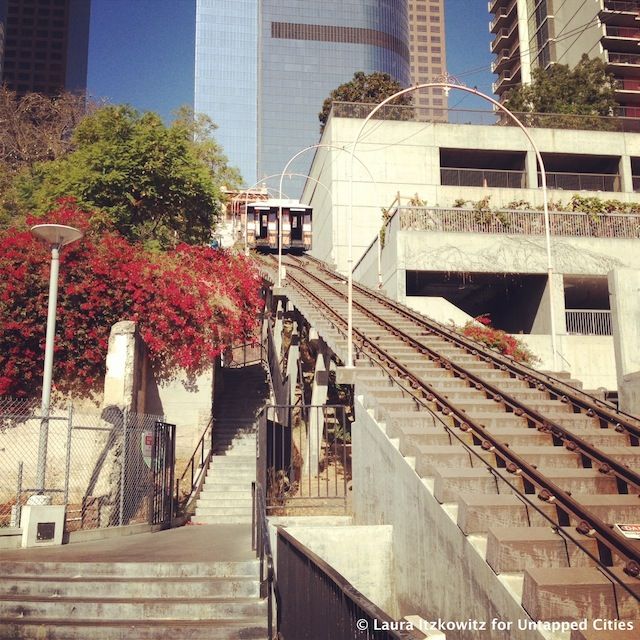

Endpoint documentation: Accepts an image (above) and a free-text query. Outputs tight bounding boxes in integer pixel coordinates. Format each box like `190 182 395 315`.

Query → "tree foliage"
502 55 618 128
319 71 412 132
13 105 232 248
0 87 94 172
0 200 263 398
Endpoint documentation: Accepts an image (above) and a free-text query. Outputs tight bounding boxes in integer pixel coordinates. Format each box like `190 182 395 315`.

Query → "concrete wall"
103 320 215 465
608 268 640 414
305 117 640 274
517 334 617 390
352 395 544 640
282 525 396 617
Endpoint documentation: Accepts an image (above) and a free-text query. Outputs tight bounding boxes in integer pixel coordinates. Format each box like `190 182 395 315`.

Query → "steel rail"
301 253 640 442
264 255 640 580
286 255 640 495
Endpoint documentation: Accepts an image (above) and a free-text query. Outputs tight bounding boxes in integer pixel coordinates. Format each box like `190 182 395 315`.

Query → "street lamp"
30 224 83 501
346 78 558 370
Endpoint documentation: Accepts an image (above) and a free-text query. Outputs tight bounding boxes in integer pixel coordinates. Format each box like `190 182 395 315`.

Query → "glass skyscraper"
195 0 411 191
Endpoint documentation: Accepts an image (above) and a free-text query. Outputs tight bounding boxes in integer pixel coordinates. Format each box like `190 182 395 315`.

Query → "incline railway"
257 252 640 630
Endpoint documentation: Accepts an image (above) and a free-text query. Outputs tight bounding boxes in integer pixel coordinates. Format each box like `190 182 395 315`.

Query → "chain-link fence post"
11 461 23 527
119 407 128 527
63 403 73 508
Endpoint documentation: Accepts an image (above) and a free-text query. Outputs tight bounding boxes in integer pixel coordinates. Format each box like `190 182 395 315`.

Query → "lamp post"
347 78 557 370
30 224 83 500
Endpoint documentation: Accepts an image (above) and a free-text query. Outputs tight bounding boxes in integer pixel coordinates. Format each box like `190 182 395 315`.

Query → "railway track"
257 252 640 629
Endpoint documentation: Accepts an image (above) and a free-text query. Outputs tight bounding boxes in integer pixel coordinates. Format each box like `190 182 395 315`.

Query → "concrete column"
531 272 566 336
608 268 640 413
619 155 634 194
103 321 141 412
273 300 284 363
305 350 329 477
286 323 300 406
525 150 538 191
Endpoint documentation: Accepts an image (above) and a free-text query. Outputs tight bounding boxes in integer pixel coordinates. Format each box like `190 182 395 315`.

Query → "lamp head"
30 224 83 248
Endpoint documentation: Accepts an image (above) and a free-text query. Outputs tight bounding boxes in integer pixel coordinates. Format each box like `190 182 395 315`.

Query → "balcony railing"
396 207 640 239
606 26 640 38
541 171 621 192
608 52 640 65
565 310 612 336
329 102 640 133
441 167 526 189
603 1 640 14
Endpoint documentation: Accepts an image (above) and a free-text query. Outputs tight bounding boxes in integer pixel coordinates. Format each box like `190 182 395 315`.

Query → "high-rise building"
408 0 447 115
489 0 640 116
0 0 91 96
0 1 6 79
195 0 412 190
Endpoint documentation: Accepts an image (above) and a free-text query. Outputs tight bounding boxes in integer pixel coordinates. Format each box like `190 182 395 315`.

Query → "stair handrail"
175 416 214 517
276 526 422 639
253 482 280 638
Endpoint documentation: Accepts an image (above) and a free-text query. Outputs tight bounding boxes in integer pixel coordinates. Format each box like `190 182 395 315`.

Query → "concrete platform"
0 523 254 564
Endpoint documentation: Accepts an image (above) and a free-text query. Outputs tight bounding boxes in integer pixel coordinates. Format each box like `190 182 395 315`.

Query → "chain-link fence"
0 398 172 533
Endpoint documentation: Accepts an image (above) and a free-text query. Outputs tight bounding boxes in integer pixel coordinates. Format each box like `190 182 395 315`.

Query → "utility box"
20 500 65 548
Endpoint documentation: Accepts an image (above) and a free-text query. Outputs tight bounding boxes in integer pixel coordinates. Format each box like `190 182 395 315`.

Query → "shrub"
0 200 263 397
461 315 538 365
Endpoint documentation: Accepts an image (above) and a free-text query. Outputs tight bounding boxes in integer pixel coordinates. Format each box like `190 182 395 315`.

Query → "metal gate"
151 421 176 525
258 404 351 514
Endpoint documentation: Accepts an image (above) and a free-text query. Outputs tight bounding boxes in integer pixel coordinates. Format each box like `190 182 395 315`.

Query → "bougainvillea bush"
461 315 538 365
0 200 263 397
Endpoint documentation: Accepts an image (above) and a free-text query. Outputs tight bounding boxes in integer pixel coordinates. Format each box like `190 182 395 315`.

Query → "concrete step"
432 467 500 502
522 566 640 621
485 527 599 573
0 618 268 640
196 497 253 508
0 576 260 599
209 456 256 466
0 561 259 579
457 494 640 534
194 506 253 517
191 515 253 525
406 444 476 476
0 596 266 619
434 466 619 503
509 445 582 468
571 623 639 640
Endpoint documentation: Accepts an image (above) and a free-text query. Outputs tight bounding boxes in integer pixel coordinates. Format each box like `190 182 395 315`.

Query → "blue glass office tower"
195 0 410 191
195 0 258 189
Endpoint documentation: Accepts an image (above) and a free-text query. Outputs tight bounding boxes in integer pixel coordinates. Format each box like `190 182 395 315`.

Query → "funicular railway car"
246 199 312 251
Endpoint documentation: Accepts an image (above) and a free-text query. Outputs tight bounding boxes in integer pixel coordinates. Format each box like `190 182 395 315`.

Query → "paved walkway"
0 523 254 563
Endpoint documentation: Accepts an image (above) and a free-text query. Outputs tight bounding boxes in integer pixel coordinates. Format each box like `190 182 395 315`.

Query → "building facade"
490 0 640 116
0 0 90 96
303 110 640 390
408 0 446 115
195 0 413 190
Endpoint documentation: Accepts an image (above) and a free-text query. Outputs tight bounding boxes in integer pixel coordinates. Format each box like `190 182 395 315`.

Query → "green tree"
15 105 234 248
502 55 618 129
319 71 412 132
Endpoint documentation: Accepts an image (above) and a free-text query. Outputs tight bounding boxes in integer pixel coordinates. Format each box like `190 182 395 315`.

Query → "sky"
87 0 495 121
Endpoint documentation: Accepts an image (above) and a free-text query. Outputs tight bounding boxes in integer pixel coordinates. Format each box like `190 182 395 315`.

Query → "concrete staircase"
0 549 266 639
192 364 267 525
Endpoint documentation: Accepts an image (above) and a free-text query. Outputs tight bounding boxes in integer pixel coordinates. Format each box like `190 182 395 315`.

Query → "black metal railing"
277 527 419 639
175 416 213 516
253 482 279 638
151 421 176 526
258 404 351 514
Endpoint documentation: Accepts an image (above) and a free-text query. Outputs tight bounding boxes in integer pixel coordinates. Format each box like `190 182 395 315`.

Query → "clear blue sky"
87 0 494 120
